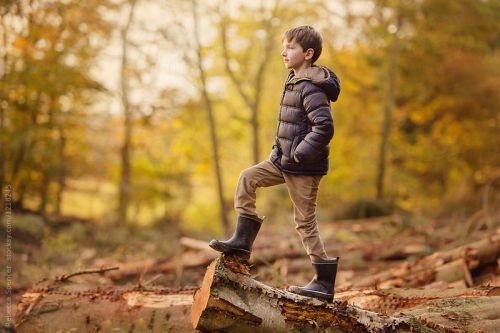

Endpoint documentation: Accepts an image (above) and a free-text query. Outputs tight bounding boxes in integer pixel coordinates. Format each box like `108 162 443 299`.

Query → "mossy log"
190 255 500 332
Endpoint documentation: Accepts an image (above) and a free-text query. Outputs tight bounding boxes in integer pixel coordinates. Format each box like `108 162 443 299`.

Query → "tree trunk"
11 91 41 211
118 0 137 225
192 0 230 236
0 88 4 214
0 16 5 212
55 128 66 216
220 3 278 165
0 6 12 210
37 170 50 214
376 15 400 200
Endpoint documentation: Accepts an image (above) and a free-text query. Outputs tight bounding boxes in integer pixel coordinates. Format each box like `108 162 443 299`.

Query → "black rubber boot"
208 214 263 259
288 257 339 302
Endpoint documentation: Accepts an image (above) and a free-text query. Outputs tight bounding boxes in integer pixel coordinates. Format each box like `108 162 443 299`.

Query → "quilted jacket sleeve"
293 84 334 162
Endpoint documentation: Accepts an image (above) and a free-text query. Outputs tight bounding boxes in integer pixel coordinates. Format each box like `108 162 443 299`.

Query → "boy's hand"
294 156 300 163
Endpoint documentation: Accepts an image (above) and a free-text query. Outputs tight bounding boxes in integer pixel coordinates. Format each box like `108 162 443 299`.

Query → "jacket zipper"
276 72 293 139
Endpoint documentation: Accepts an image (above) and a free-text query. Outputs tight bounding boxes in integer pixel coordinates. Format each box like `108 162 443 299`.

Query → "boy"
209 25 341 302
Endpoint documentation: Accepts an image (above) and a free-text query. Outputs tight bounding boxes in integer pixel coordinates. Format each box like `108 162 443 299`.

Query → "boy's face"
281 38 313 71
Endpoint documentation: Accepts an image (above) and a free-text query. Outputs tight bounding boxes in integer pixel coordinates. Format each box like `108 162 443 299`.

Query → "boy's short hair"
282 25 323 64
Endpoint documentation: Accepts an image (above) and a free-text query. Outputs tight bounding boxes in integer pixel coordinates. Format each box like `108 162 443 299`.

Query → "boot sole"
288 286 333 303
208 240 251 259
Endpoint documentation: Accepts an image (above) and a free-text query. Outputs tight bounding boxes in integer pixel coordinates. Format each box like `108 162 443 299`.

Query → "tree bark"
15 284 196 333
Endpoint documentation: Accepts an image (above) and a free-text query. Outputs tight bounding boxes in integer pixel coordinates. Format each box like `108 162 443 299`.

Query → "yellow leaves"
432 117 459 146
172 118 183 130
397 197 413 211
409 96 454 125
12 37 32 53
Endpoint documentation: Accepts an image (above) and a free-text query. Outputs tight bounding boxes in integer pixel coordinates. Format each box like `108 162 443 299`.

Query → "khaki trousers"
234 159 328 261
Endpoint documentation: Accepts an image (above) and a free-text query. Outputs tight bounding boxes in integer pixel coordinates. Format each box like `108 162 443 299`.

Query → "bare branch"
55 266 120 282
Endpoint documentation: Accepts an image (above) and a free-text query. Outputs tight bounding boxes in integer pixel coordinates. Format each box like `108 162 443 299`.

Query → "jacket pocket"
291 136 303 162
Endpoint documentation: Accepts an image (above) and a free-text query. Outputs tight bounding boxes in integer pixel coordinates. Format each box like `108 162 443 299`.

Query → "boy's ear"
304 48 314 61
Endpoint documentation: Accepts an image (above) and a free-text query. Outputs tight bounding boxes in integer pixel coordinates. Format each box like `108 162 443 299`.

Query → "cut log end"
191 254 254 331
190 259 217 329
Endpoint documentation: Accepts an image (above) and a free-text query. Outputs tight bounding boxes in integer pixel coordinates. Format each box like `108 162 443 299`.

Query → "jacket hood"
287 65 341 102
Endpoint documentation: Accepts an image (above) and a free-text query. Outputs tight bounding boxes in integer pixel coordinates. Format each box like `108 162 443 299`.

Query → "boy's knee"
239 167 259 184
237 169 258 192
239 168 252 179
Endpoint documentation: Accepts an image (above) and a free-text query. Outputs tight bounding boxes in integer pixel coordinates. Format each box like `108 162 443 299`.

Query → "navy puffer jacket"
269 65 340 176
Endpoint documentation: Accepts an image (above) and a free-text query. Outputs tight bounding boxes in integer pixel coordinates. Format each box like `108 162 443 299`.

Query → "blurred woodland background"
1 0 500 308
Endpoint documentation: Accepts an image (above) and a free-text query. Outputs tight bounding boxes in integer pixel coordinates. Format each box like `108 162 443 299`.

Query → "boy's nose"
281 49 286 56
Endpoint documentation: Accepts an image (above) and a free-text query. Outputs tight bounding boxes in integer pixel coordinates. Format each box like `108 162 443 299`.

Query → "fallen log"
190 255 408 332
14 282 197 333
345 233 500 289
180 237 213 251
103 250 218 281
103 230 498 287
91 229 498 291
99 230 429 284
14 257 499 332
191 255 500 332
400 296 500 332
335 286 500 314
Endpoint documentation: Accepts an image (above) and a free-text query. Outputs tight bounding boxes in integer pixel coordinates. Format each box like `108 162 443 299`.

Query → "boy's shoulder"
286 65 341 102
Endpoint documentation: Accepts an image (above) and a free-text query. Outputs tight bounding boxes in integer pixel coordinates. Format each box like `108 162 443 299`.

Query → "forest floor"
2 209 499 331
